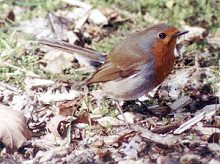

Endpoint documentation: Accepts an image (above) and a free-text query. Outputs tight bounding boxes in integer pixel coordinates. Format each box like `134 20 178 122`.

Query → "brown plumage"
39 23 188 100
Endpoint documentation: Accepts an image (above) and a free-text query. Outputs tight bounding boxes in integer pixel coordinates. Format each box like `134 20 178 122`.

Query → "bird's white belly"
101 61 155 100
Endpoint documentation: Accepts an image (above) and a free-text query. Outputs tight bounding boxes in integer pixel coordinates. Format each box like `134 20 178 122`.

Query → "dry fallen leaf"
207 37 220 48
39 50 73 74
5 10 15 22
88 9 108 26
39 89 81 103
18 18 52 38
179 26 207 42
47 12 71 39
97 116 125 127
169 96 192 111
0 104 31 152
195 122 220 138
158 68 193 100
72 111 97 125
180 154 201 164
46 115 69 138
24 77 55 90
117 112 135 124
119 135 143 159
58 97 82 116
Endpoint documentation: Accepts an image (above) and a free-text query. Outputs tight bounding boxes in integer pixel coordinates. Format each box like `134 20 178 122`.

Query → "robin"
40 23 188 126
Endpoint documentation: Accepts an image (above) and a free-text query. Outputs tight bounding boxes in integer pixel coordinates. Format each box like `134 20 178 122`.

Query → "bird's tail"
39 39 106 63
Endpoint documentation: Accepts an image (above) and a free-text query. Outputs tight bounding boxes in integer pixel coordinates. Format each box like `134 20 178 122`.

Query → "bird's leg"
115 100 130 128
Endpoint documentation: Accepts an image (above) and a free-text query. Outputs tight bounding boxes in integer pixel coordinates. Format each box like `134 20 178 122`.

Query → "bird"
39 23 188 126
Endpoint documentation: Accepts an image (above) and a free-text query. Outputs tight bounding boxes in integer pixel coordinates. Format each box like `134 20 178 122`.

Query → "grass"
87 0 220 31
1 0 64 20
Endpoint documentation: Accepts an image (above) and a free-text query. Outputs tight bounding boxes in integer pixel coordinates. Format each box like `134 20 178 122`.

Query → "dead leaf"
46 115 69 138
116 131 137 147
208 133 220 143
33 146 71 163
195 104 220 121
195 122 220 138
24 77 55 90
39 50 73 74
0 104 31 152
47 12 70 39
72 111 97 125
169 96 192 111
207 37 220 48
208 143 220 157
69 7 89 30
117 112 135 124
18 18 52 38
119 135 145 159
152 120 183 134
91 139 104 148
158 68 193 100
88 9 108 26
180 154 201 164
39 89 81 103
58 97 82 116
96 150 113 162
5 10 15 22
97 116 125 127
179 26 207 42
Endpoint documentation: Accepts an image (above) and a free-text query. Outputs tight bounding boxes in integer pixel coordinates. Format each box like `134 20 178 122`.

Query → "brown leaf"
47 12 70 38
0 104 31 152
116 131 136 147
5 10 15 22
46 115 69 138
58 96 83 116
208 133 220 143
96 150 113 162
72 111 97 125
151 120 183 134
39 51 73 74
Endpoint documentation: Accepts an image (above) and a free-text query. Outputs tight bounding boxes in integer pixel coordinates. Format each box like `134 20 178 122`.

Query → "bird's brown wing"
87 49 151 84
87 59 138 84
87 30 154 84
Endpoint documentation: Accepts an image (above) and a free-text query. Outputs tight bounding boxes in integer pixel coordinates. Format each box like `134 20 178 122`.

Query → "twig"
133 125 180 146
174 112 205 134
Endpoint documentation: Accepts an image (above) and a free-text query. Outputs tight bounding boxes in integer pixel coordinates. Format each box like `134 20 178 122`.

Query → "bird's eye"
159 33 166 39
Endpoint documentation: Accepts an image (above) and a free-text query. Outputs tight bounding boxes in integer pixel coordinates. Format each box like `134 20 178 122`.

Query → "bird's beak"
173 30 189 38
